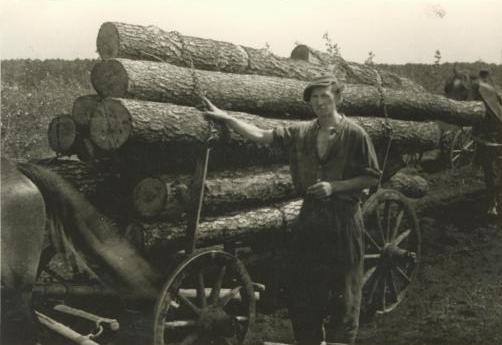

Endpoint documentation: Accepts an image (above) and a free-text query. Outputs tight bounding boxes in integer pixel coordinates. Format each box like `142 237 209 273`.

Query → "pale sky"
1 0 501 64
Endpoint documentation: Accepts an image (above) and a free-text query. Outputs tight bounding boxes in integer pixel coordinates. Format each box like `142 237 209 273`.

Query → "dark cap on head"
303 75 344 102
479 69 490 80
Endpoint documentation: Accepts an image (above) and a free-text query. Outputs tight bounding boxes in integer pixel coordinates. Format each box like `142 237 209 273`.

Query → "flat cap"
303 75 343 102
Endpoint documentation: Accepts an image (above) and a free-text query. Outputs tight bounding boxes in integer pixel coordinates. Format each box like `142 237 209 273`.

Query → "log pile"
42 21 486 253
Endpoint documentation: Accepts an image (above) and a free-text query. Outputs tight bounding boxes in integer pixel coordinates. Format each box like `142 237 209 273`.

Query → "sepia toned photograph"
1 1 501 344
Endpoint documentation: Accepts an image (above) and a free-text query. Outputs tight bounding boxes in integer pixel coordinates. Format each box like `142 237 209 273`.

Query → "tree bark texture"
88 98 441 173
72 95 102 129
290 44 425 93
91 58 485 126
34 158 115 199
386 171 429 198
141 168 485 251
96 22 422 90
133 165 295 220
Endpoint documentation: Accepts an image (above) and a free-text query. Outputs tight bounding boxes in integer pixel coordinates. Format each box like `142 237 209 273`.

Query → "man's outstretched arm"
202 96 274 145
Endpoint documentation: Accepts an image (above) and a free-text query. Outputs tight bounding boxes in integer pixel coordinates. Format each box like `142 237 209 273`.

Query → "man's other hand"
202 96 232 121
306 181 334 199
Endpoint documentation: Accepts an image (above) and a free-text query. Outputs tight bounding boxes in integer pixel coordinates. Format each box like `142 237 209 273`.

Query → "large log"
290 44 425 92
34 158 115 198
91 59 485 126
96 22 421 90
33 158 138 220
72 95 101 129
133 158 426 221
88 98 441 172
133 165 295 220
142 168 485 251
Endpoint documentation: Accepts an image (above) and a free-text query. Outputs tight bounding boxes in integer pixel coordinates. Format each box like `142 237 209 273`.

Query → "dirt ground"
245 213 502 345
36 168 502 345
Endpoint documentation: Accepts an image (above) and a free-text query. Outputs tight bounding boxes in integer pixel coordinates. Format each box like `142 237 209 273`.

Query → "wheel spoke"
390 208 404 241
387 270 398 303
210 265 227 304
197 271 207 308
375 207 387 244
180 332 198 345
368 269 382 305
364 253 381 260
220 286 243 307
383 201 392 242
176 292 201 316
363 266 377 285
364 231 382 251
393 229 411 246
381 276 387 311
394 266 411 284
164 320 197 329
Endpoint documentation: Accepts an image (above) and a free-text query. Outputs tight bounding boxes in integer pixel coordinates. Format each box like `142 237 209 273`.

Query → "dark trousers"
287 199 364 345
477 145 502 210
288 261 363 345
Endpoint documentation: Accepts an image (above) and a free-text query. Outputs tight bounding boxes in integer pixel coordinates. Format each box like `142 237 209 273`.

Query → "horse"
1 158 161 344
444 66 502 216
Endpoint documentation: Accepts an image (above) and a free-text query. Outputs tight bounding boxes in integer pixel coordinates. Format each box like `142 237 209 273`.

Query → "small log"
88 98 441 172
48 115 78 155
47 115 100 161
385 172 429 198
96 22 421 90
291 44 425 92
91 58 485 125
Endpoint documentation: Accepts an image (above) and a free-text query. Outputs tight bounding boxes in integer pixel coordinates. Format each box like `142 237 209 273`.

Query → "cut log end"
72 95 101 127
133 177 168 218
97 22 120 59
89 99 132 151
290 45 312 62
47 115 77 154
91 59 129 98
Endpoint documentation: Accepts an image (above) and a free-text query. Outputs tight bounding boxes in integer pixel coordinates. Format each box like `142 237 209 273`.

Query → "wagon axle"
381 243 417 264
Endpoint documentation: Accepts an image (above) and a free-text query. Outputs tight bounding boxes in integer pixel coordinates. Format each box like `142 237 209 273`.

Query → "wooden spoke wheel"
153 249 255 345
449 127 475 169
361 189 421 319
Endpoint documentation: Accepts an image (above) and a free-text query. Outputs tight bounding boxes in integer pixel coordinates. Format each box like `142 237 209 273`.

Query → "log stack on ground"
41 21 481 254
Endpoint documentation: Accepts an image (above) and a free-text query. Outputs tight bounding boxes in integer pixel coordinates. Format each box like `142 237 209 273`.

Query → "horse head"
444 64 479 101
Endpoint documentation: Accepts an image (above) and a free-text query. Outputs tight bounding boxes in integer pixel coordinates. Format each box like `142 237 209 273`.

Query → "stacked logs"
44 22 487 252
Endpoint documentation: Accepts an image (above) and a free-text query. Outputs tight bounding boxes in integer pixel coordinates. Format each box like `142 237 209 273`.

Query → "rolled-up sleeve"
353 132 382 178
272 125 298 149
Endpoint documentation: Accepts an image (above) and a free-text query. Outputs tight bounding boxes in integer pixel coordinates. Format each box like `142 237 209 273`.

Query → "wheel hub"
197 305 235 338
381 243 416 264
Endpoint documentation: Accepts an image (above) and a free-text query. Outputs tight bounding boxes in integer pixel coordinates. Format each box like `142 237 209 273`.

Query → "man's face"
309 85 337 118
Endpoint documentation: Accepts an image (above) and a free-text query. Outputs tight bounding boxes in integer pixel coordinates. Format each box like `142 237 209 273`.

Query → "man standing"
204 76 380 345
471 73 502 216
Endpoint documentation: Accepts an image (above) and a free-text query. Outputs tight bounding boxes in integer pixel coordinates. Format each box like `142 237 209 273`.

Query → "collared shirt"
273 115 381 266
272 115 381 202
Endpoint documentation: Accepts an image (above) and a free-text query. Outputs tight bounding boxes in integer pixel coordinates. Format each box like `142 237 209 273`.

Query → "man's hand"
306 181 334 199
202 96 232 121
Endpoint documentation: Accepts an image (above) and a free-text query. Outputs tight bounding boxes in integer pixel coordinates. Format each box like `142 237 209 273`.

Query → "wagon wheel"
361 189 421 319
153 249 255 345
449 127 475 169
